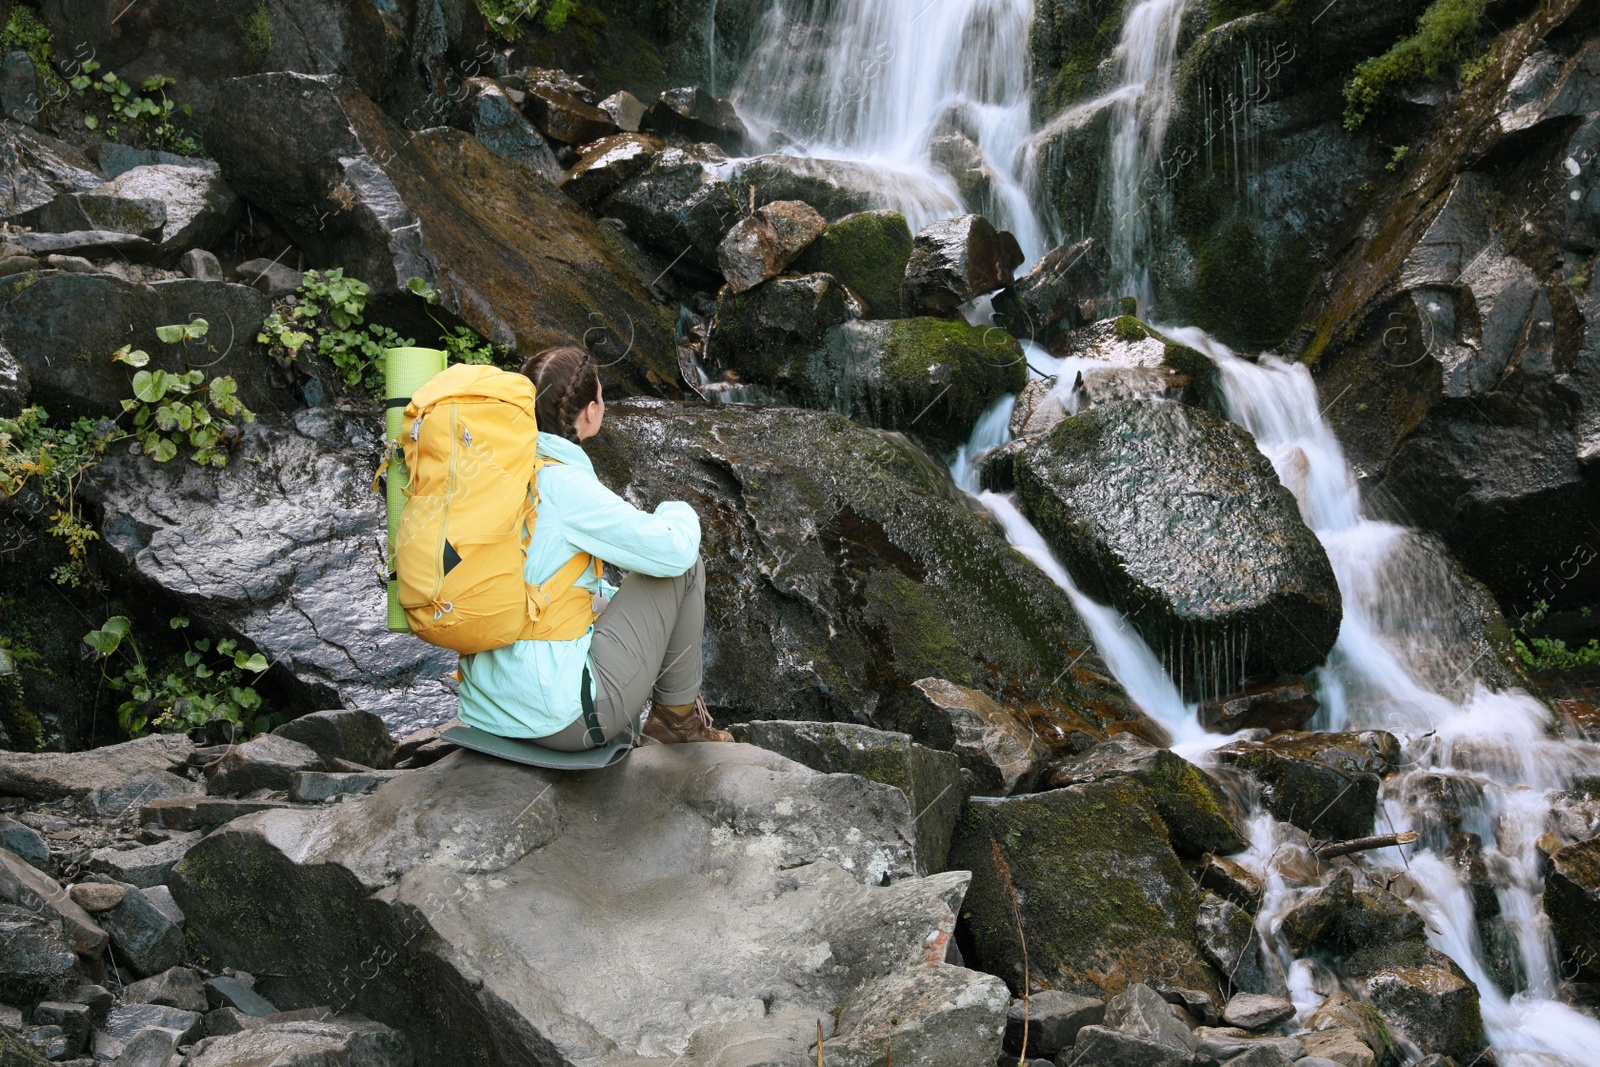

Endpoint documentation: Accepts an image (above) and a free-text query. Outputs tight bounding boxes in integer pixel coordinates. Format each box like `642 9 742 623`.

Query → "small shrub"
240 2 274 60
1386 145 1409 172
113 320 256 467
259 269 412 399
1343 0 1486 130
0 406 123 586
83 615 275 738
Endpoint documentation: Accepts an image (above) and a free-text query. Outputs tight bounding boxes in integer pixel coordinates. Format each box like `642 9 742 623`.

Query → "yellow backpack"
394 363 600 654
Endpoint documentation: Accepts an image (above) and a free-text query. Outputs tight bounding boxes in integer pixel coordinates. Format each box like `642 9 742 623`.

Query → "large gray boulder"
1013 399 1341 697
185 1016 412 1067
88 163 241 255
87 408 460 732
205 72 676 397
171 744 1009 1067
0 735 197 814
0 121 101 218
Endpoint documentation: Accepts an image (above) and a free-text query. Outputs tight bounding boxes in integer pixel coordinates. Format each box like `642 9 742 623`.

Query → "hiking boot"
641 695 732 744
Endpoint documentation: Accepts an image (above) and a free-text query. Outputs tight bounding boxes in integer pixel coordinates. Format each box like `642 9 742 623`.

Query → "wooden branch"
1312 831 1418 860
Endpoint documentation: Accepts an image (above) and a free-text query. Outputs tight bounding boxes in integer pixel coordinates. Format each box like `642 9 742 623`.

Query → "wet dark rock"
706 270 855 381
1214 731 1397 840
727 719 964 874
1156 984 1217 1027
0 818 48 871
70 981 113 1024
0 849 105 956
524 85 618 146
1546 833 1600 981
559 132 661 208
1199 680 1320 736
125 966 208 1013
890 678 1044 796
993 237 1109 339
0 904 79 1003
206 975 276 1016
717 200 828 293
1003 988 1104 1055
902 214 1025 316
88 408 461 732
1448 831 1524 996
88 164 240 255
173 745 1006 1065
732 155 884 221
950 779 1216 999
1196 893 1285 999
206 735 323 796
29 1000 88 1057
102 1002 204 1045
790 210 916 319
642 86 750 153
273 710 396 770
86 833 200 889
1014 400 1341 698
0 122 101 218
99 884 189 977
14 193 166 241
1196 854 1264 913
1044 733 1247 857
184 1017 414 1067
0 272 292 421
207 73 675 396
1219 993 1293 1031
448 78 558 184
1 52 39 127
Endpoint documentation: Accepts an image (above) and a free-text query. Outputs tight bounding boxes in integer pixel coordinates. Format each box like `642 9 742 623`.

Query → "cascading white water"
732 0 1051 258
1103 0 1192 299
1163 324 1600 1067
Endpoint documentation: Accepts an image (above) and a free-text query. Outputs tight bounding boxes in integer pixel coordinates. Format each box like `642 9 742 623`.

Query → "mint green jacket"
456 432 701 737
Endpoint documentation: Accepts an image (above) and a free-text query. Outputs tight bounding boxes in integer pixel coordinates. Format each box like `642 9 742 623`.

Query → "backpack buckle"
433 601 453 620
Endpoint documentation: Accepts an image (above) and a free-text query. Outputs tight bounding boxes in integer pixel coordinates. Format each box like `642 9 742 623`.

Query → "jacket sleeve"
556 470 702 577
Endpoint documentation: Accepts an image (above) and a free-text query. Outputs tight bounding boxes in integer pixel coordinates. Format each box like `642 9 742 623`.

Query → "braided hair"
520 346 601 443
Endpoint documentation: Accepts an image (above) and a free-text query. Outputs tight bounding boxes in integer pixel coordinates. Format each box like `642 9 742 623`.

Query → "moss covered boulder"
589 402 1130 732
1013 399 1341 697
791 209 915 319
1546 834 1600 981
947 778 1218 1000
1214 731 1398 840
1044 733 1247 857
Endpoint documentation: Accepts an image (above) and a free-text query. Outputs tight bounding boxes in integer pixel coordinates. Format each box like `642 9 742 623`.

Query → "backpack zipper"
430 403 459 607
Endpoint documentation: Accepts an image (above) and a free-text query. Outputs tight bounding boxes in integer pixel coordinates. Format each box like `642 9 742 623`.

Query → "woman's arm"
555 469 702 577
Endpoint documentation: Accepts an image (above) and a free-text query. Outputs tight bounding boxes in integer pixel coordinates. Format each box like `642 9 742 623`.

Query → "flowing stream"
728 2 1600 1060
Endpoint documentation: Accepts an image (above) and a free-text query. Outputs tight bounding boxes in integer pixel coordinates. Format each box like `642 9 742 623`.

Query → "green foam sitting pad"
441 724 631 771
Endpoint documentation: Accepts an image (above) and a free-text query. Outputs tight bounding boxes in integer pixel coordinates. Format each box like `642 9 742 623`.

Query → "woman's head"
520 346 603 442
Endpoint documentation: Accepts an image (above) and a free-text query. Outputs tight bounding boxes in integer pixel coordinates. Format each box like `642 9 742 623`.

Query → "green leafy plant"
83 615 275 738
113 321 256 467
258 269 413 399
1343 0 1486 130
0 406 124 586
1 6 53 70
476 0 579 39
1514 634 1600 671
240 2 274 59
409 277 512 365
1386 145 1409 172
68 60 201 155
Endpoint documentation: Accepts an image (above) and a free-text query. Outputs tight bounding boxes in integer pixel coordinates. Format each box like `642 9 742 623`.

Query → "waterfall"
1162 325 1600 1067
1103 0 1193 300
732 0 1052 259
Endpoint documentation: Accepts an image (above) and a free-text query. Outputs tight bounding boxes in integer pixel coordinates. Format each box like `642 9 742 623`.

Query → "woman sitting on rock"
456 346 732 749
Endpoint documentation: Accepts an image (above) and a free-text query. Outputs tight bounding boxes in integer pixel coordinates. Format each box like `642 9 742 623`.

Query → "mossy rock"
1214 736 1383 840
1547 835 1600 982
790 210 914 319
0 1026 50 1067
1046 734 1247 857
948 777 1217 999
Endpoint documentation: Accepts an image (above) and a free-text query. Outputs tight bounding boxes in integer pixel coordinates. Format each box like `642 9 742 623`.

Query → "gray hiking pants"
529 556 706 751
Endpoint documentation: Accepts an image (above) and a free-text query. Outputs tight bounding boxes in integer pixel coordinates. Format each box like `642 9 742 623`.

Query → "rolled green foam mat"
384 347 448 632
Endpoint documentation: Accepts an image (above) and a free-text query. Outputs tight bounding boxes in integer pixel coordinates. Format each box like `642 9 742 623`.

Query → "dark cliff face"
1032 0 1600 612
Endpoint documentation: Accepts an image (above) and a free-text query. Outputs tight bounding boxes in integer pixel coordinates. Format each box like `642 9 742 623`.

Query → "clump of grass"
1343 0 1486 129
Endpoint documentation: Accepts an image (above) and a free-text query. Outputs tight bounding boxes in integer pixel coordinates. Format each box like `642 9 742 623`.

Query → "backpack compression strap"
520 454 604 641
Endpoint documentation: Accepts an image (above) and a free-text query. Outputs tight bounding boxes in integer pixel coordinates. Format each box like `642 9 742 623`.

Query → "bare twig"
992 838 1029 1064
1311 830 1418 861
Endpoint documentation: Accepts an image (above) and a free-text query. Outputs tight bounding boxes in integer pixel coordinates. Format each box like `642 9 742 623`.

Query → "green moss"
0 6 52 70
1038 2 1127 113
239 2 274 60
1208 0 1277 27
789 210 914 319
1343 0 1487 129
1114 315 1148 342
1186 215 1314 349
